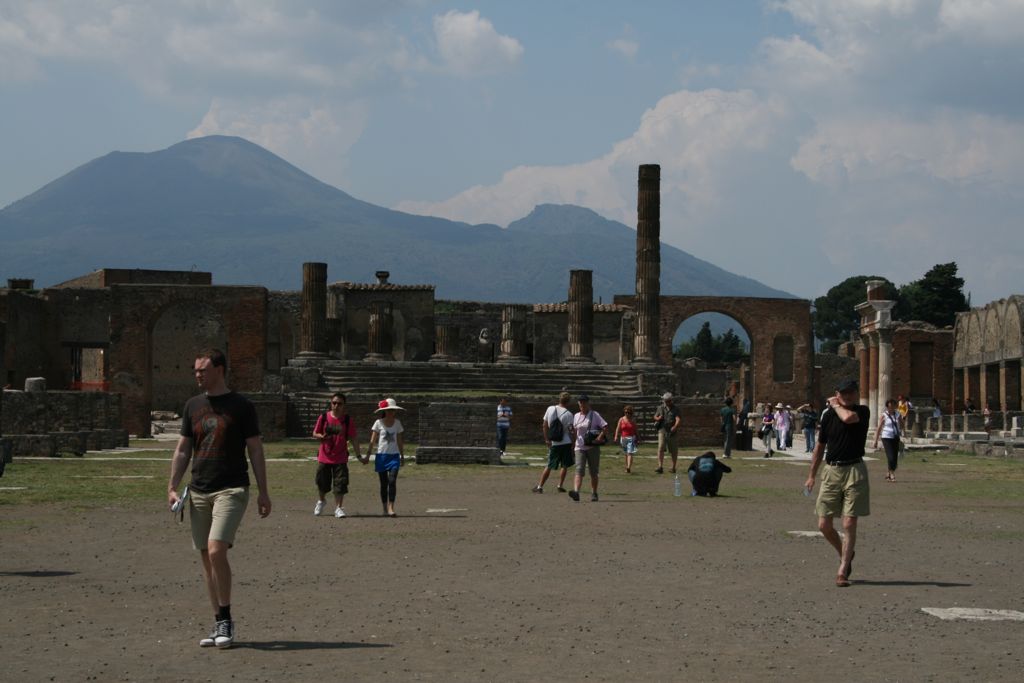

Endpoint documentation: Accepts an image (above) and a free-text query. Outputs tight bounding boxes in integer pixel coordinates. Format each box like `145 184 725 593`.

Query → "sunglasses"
330 401 343 405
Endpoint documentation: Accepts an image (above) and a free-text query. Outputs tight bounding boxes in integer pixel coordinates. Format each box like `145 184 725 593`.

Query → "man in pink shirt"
312 392 363 518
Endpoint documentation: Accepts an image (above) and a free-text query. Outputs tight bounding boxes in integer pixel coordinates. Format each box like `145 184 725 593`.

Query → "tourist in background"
798 402 818 453
613 405 638 473
896 395 913 433
496 396 513 456
369 398 405 517
534 391 575 493
654 392 682 474
738 397 752 448
760 405 775 458
569 394 608 502
872 399 902 482
687 450 732 496
720 397 737 459
311 392 362 519
774 402 791 452
931 398 942 419
785 405 795 448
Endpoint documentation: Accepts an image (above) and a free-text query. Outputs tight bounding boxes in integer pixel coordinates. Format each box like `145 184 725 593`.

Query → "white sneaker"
313 500 325 516
214 619 234 649
334 507 346 518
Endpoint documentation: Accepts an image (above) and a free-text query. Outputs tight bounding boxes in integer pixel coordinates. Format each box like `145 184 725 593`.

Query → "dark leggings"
881 438 899 471
378 470 398 505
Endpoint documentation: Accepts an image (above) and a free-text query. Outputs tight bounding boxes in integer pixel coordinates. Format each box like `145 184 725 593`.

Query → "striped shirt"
497 404 512 427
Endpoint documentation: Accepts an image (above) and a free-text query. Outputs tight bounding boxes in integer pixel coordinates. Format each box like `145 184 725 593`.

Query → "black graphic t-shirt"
180 392 260 493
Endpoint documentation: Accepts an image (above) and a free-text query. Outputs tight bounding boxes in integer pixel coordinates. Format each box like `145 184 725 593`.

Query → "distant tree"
813 275 897 351
673 323 749 364
895 262 968 327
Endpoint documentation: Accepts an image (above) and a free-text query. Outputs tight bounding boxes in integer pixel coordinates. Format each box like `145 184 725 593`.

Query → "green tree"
895 262 968 327
813 275 897 351
673 324 749 364
694 321 715 361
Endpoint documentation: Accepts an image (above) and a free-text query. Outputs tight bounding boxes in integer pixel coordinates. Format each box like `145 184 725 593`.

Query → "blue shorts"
620 436 637 455
375 452 401 473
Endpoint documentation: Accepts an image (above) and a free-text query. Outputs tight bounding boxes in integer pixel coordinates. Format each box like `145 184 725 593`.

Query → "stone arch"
649 295 812 407
151 302 226 412
1004 297 1024 359
982 305 1001 362
964 310 982 364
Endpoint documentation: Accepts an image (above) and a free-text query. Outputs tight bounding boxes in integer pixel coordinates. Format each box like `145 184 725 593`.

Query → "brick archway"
107 285 267 436
657 296 813 406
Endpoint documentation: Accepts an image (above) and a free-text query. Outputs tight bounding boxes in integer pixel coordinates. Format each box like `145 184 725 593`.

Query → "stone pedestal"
497 305 530 364
566 270 595 363
364 301 394 362
633 164 661 364
430 324 460 363
298 262 329 359
24 377 46 392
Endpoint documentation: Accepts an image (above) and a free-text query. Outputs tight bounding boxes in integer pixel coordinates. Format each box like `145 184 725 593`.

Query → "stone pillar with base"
364 301 394 361
867 333 879 421
566 270 595 363
298 262 329 360
877 328 893 412
633 164 661 364
430 324 459 363
497 305 530 364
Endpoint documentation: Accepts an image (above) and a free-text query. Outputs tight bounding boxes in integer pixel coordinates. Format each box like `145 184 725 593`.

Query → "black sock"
217 605 231 621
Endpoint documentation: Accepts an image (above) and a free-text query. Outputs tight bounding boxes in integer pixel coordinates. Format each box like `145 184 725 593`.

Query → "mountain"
0 136 793 302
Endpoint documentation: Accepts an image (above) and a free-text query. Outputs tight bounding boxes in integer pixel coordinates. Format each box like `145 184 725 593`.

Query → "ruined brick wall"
890 325 954 407
108 284 267 436
615 294 813 408
2 390 122 433
52 269 212 288
267 291 300 372
0 290 63 389
816 352 861 403
332 285 435 362
43 288 111 346
676 366 732 397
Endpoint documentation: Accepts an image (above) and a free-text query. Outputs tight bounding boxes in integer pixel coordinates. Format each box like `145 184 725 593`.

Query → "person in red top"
311 392 363 518
613 405 639 473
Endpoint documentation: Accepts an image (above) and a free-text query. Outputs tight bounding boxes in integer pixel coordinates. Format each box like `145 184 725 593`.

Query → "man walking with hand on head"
167 348 272 649
804 378 870 588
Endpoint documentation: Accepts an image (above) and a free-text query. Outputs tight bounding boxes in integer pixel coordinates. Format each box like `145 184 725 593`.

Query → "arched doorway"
671 312 752 404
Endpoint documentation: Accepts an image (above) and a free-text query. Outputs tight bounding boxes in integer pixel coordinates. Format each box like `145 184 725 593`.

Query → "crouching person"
687 451 732 497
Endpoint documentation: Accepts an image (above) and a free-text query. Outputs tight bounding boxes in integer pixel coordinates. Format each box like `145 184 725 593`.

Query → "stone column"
364 301 394 362
497 305 529 364
867 333 879 420
632 164 661 364
566 270 595 363
877 329 893 412
299 262 328 358
430 324 459 363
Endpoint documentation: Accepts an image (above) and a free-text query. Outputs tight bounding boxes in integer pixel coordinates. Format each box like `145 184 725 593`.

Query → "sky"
2 0 1023 306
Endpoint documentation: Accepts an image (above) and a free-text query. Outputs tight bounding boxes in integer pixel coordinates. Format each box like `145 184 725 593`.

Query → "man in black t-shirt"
168 349 272 648
804 379 870 588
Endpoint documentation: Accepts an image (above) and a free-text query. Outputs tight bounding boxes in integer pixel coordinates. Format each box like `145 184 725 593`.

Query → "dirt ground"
1 448 1022 682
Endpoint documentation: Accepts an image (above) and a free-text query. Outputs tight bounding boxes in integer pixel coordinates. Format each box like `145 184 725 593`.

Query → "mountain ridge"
0 135 794 302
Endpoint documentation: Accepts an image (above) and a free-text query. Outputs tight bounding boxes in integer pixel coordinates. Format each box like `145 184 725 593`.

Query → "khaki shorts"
658 430 678 456
574 447 600 477
815 462 870 518
190 486 250 550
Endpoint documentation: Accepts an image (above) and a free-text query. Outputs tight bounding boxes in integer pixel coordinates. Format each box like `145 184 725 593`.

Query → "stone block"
415 446 502 465
10 434 56 457
0 437 12 464
962 432 990 442
24 377 47 392
53 431 90 456
281 365 323 392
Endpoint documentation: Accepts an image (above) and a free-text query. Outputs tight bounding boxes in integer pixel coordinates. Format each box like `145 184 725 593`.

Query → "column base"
289 352 330 366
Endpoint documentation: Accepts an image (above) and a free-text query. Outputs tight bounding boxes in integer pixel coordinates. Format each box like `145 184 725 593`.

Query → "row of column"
857 329 892 420
956 361 1024 412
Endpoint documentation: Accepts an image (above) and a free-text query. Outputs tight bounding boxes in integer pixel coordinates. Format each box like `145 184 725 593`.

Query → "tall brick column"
633 164 661 364
498 305 529 364
430 324 459 363
566 270 595 363
364 301 394 362
299 262 328 357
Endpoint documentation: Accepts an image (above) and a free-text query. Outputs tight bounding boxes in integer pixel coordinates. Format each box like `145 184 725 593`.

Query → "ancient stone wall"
434 301 505 362
1 389 127 455
815 352 861 402
108 284 267 436
889 324 954 406
331 284 435 362
267 291 301 373
52 269 212 288
532 306 625 364
0 290 62 390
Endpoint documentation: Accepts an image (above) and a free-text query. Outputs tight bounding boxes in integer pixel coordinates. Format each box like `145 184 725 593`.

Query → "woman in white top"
872 399 902 482
369 398 405 516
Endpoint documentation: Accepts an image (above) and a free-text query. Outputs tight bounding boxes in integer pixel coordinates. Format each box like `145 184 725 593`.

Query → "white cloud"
187 97 370 188
397 89 787 227
607 38 638 60
432 10 523 76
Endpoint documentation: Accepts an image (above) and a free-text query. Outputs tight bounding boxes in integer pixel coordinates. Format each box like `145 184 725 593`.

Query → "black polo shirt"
818 404 870 464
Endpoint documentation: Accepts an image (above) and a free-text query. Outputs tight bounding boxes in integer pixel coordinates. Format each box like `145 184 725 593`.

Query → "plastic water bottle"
674 472 682 497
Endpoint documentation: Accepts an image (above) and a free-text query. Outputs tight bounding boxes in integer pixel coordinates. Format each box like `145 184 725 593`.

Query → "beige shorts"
190 486 250 550
657 430 678 456
815 462 870 518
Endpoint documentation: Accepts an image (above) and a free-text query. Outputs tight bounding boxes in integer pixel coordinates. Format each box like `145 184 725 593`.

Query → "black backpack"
547 408 565 441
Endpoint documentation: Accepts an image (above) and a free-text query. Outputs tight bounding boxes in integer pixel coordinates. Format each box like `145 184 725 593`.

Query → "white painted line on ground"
0 486 28 490
71 475 154 479
426 508 468 513
787 531 823 538
922 608 1024 622
937 463 968 467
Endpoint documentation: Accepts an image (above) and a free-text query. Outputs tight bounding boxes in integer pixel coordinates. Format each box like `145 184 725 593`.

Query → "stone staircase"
316 361 671 398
